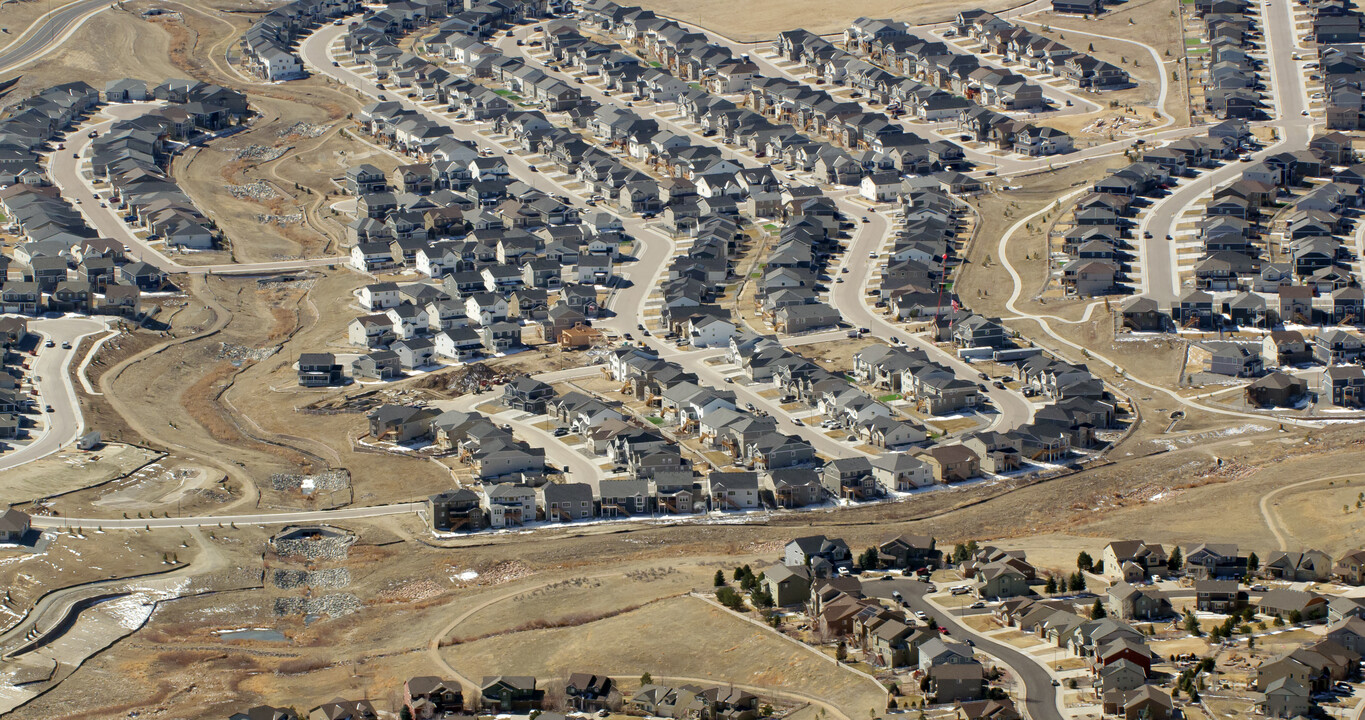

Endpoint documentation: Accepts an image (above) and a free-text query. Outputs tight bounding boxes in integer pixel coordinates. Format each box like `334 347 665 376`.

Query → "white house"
360 282 402 310
434 327 484 360
688 315 736 348
385 305 430 340
861 171 901 202
577 255 614 285
464 293 509 326
481 483 537 527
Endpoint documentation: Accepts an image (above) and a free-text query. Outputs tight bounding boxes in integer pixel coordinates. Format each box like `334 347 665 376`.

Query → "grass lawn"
878 393 903 402
493 89 525 102
763 223 779 232
646 416 665 425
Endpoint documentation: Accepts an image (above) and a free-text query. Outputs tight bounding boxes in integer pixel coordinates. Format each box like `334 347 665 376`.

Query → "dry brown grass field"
445 595 888 719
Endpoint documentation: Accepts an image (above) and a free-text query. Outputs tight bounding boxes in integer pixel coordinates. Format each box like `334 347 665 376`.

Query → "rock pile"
228 181 280 200
273 593 361 618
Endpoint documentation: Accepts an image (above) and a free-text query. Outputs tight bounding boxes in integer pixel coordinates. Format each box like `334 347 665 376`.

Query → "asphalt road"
0 316 113 473
1136 0 1313 303
828 202 1036 433
0 0 109 75
859 576 1062 720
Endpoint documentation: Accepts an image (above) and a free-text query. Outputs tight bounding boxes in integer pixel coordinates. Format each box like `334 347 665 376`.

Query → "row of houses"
843 17 1046 114
950 10 1128 94
578 0 991 185
865 187 977 323
750 199 842 337
91 104 230 251
0 186 151 316
0 81 100 187
0 319 37 442
1194 0 1271 120
1321 43 1365 130
0 82 240 316
1061 123 1255 298
240 0 359 81
234 673 762 720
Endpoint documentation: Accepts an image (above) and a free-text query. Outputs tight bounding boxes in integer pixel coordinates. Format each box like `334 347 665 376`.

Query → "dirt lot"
631 0 1029 41
0 443 162 505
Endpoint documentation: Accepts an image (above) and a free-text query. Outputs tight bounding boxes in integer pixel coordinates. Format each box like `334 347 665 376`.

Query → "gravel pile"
272 568 351 589
270 470 351 492
273 534 355 560
273 593 361 618
279 122 328 139
228 181 280 200
256 213 303 226
231 145 286 162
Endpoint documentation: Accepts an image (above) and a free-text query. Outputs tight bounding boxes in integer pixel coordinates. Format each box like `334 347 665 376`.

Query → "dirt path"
1258 472 1365 551
97 277 262 512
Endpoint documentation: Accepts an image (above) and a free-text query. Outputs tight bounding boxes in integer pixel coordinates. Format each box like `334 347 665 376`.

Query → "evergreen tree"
1044 575 1058 594
715 570 726 587
1247 552 1260 572
1077 551 1094 572
1167 547 1183 573
1091 599 1107 619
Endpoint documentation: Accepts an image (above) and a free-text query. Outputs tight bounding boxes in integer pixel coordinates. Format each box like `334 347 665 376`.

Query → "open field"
0 443 162 504
629 0 1028 41
444 595 887 719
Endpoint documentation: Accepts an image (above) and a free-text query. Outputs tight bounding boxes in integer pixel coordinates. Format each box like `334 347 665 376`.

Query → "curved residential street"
0 316 113 473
